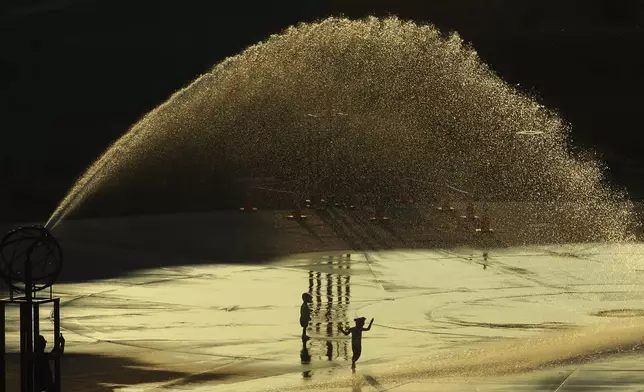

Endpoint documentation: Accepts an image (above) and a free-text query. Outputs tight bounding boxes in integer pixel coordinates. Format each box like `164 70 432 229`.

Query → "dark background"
1 0 643 222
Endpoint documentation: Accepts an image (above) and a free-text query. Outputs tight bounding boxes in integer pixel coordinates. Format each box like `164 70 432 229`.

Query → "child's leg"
352 347 362 368
301 319 309 337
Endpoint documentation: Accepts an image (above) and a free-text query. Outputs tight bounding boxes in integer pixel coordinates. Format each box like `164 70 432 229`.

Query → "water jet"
45 16 635 245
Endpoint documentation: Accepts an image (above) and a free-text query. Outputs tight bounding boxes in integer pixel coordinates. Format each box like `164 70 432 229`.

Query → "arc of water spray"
45 153 112 230
44 16 635 242
46 137 131 230
45 73 210 229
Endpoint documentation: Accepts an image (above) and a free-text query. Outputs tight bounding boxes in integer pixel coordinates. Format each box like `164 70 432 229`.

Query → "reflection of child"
340 317 374 370
300 293 313 338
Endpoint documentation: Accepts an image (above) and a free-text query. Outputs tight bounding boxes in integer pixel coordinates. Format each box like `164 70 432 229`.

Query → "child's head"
302 292 312 303
354 317 366 326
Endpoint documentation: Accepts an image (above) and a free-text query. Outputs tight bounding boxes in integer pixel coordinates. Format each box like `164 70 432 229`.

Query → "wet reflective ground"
5 244 644 391
305 256 352 364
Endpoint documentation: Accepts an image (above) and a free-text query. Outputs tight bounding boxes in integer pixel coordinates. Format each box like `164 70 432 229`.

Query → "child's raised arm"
363 318 374 331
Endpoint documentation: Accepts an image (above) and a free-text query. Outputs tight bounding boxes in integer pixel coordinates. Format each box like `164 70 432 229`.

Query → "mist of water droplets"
46 16 635 242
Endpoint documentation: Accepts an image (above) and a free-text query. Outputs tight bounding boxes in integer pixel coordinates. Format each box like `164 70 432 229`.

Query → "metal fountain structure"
0 225 63 392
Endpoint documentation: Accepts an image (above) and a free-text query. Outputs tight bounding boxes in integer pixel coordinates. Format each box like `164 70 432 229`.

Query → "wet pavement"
5 243 644 391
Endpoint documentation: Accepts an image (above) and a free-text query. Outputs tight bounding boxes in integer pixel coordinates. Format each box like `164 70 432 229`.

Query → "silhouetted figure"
33 334 65 392
483 252 488 270
340 317 374 371
300 292 313 340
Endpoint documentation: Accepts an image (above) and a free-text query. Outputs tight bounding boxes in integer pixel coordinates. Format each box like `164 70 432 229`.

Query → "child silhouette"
340 317 374 370
300 292 313 340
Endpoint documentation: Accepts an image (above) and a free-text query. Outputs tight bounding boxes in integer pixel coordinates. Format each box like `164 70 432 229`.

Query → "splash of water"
268 320 644 391
46 16 635 241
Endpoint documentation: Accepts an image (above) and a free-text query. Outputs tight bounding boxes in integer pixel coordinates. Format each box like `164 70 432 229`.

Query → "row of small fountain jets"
238 185 495 233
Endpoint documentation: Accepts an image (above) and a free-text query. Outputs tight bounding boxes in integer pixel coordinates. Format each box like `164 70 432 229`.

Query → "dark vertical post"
53 299 60 392
33 303 39 391
0 303 5 392
19 303 28 392
24 258 33 392
33 304 39 340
